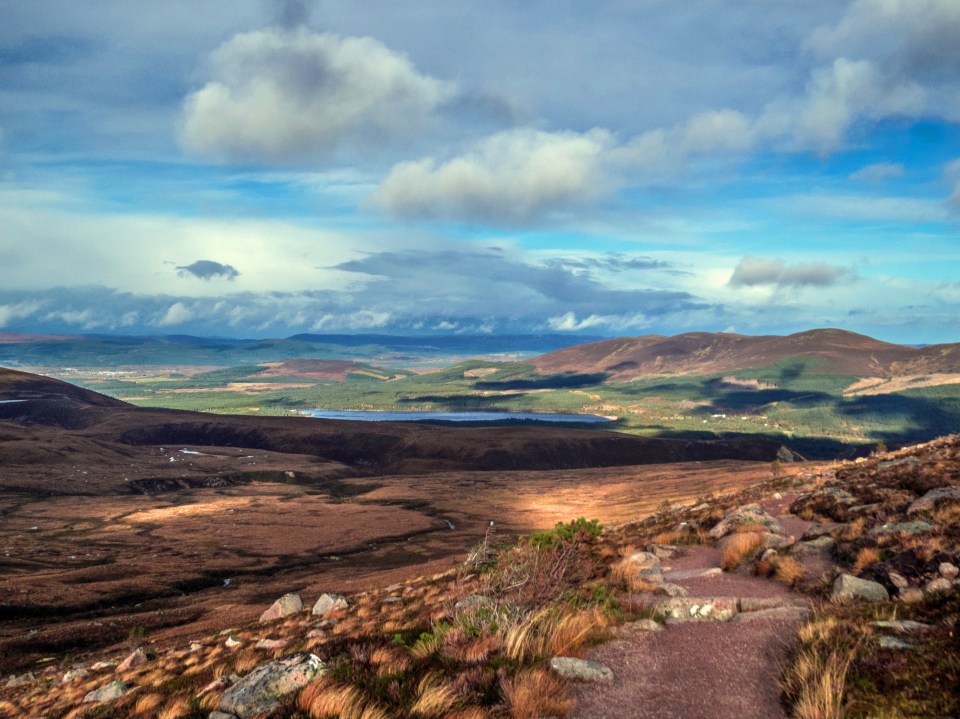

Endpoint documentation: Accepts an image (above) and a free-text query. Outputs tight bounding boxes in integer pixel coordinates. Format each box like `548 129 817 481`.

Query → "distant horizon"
2 2 959 344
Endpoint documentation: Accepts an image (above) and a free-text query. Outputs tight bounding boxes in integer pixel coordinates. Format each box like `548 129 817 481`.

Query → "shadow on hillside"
837 393 960 445
473 372 609 391
398 394 528 407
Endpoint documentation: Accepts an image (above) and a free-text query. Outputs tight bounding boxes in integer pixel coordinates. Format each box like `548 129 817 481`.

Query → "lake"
302 409 614 424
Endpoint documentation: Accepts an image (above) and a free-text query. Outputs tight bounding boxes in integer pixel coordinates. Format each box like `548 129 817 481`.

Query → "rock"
739 596 803 613
777 446 806 463
188 642 202 653
454 594 491 612
663 567 723 581
731 606 810 623
312 593 349 616
924 577 953 594
549 657 613 682
219 653 325 718
868 520 933 538
887 571 909 590
772 492 783 500
646 543 682 559
259 592 303 623
761 532 795 550
83 680 132 703
898 588 924 604
655 597 739 623
6 672 36 687
653 582 688 598
800 524 837 540
878 636 913 650
870 620 931 632
62 668 90 684
709 505 783 539
793 536 835 555
760 548 778 562
225 636 243 649
256 639 288 650
939 562 959 580
116 647 148 673
621 619 662 633
907 486 960 516
197 676 232 698
637 566 665 585
91 661 116 670
832 573 889 603
209 712 236 719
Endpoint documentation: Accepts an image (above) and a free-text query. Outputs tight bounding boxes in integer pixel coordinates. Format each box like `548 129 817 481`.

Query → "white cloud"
370 128 614 224
773 193 949 223
849 162 905 182
179 27 454 163
160 301 194 326
0 300 44 328
729 256 852 289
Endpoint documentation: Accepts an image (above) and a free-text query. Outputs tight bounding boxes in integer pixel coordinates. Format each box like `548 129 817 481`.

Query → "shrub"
721 532 764 571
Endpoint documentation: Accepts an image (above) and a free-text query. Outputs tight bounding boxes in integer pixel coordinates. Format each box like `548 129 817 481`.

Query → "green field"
69 355 960 459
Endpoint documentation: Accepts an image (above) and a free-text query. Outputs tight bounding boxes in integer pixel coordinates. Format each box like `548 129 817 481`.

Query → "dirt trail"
572 496 816 719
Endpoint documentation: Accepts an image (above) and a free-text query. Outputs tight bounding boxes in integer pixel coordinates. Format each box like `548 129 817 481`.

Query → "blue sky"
0 0 958 342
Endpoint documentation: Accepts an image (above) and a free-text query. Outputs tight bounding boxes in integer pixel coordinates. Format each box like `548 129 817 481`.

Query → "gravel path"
571 494 816 719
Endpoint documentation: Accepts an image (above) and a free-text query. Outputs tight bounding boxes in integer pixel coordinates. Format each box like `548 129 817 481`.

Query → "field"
55 356 960 458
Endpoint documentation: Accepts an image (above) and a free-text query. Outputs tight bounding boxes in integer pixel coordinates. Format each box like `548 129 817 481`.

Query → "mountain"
531 328 960 380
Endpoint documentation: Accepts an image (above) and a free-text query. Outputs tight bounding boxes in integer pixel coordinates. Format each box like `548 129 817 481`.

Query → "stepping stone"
549 657 613 682
655 597 739 623
731 606 810 624
738 596 805 612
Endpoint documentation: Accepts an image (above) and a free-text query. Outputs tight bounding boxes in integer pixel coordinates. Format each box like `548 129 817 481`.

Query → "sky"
0 0 959 343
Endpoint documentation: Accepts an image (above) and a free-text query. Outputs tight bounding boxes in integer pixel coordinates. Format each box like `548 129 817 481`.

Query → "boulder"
62 668 89 684
646 543 683 559
311 593 349 616
219 653 325 718
939 562 959 580
887 571 909 590
6 672 35 688
709 505 783 539
259 592 303 623
549 657 613 682
653 582 688 598
83 680 132 703
832 573 889 603
907 486 960 516
625 551 661 571
116 647 148 673
793 536 835 555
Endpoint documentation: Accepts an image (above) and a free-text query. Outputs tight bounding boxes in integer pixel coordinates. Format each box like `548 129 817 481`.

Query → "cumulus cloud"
728 256 852 289
370 128 614 224
849 162 905 182
176 260 240 280
179 27 453 163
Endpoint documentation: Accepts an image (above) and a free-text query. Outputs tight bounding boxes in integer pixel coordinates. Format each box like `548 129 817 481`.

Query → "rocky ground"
2 436 959 718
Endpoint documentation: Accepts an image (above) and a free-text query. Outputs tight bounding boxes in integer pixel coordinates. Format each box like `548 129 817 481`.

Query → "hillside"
531 329 960 380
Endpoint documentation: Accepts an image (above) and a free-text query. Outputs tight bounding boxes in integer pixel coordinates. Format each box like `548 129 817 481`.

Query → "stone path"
571 496 816 719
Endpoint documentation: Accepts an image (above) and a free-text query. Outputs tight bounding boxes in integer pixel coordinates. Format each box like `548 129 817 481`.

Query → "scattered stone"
939 562 959 580
549 657 613 682
664 567 723 581
870 620 931 632
256 639 288 650
907 486 960 516
116 647 148 673
656 597 739 623
83 680 132 703
187 642 203 653
878 636 914 650
6 672 35 687
761 532 795 550
91 661 115 670
259 592 303 623
311 593 349 616
709 504 783 539
800 524 838 540
62 668 89 684
898 588 924 604
772 492 783 500
647 543 683 559
209 712 236 719
868 520 933 538
454 594 492 612
653 582 688 598
625 551 661 571
887 571 909 590
219 653 325 718
225 636 243 649
924 577 953 594
731 606 810 624
832 574 889 603
197 676 232 698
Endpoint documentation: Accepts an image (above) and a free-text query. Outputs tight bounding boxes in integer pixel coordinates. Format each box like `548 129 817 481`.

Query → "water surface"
303 409 613 424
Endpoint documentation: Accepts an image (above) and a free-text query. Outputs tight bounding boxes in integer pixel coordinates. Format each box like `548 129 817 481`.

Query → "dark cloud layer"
728 256 852 289
176 260 240 280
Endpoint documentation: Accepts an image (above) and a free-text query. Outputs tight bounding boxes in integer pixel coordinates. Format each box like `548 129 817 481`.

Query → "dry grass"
410 674 458 717
505 606 607 662
837 517 866 542
721 531 764 570
132 692 164 715
853 546 881 574
783 616 857 719
299 678 391 719
500 669 575 719
157 697 192 719
772 555 805 586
